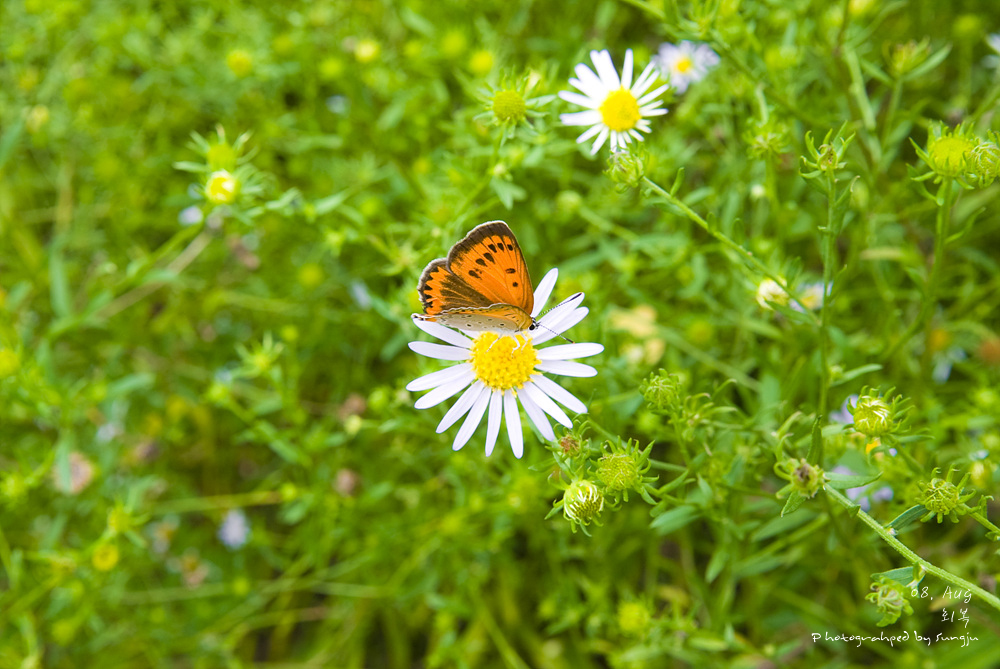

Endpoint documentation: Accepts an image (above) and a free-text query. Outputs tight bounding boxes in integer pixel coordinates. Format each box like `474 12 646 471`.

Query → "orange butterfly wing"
445 221 534 315
416 221 535 333
417 258 493 316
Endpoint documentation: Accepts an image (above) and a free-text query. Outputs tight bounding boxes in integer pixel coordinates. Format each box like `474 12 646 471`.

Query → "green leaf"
870 567 916 587
886 504 928 534
752 509 817 541
48 237 71 319
781 492 806 516
807 417 822 462
830 364 883 386
825 471 882 489
649 505 700 535
706 546 729 583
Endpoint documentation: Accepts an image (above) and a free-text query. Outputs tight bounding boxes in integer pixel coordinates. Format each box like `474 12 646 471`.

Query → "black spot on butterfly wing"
504 268 516 274
483 252 495 263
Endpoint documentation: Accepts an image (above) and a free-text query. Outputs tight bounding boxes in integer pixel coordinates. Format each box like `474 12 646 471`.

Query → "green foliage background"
2 0 1000 666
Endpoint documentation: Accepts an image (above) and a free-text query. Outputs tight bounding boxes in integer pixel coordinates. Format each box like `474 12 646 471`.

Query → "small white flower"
559 49 669 154
218 509 251 549
652 41 720 94
791 281 825 312
755 278 788 310
407 269 603 459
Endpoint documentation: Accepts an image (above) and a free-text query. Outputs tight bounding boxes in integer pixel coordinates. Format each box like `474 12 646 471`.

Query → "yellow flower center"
675 56 693 73
206 170 240 205
599 87 641 132
492 90 527 123
469 333 539 391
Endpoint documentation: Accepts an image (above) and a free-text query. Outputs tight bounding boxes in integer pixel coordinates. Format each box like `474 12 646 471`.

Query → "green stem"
643 177 820 327
151 489 283 515
825 487 1000 613
970 511 1000 539
882 179 954 361
95 227 212 320
818 177 837 420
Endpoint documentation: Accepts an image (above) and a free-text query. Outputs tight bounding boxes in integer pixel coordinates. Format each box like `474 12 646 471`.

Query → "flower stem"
881 179 954 361
817 174 838 420
96 226 212 320
643 177 820 327
969 510 1000 539
825 486 1000 612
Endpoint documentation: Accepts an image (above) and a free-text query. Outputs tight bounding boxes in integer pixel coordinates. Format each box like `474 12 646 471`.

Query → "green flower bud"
866 576 914 627
492 90 527 124
774 458 826 499
617 601 652 637
886 39 930 79
605 149 647 189
968 140 1000 186
562 479 604 528
917 469 976 523
640 370 685 412
598 453 642 494
851 395 892 438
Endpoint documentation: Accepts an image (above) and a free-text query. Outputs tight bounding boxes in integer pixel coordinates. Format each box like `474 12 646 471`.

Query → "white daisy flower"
559 49 669 154
652 41 720 94
406 269 603 459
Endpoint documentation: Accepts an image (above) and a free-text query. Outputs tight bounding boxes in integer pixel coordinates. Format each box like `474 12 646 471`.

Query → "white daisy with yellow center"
407 269 602 458
559 49 669 155
652 41 720 94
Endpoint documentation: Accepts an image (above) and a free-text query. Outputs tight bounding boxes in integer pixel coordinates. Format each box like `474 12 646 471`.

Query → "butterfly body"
416 221 537 335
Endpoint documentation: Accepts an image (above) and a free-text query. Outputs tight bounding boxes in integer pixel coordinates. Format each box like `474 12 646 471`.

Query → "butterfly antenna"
533 321 574 344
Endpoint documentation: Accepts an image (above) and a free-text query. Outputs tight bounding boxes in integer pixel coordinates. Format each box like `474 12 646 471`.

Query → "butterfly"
415 221 540 334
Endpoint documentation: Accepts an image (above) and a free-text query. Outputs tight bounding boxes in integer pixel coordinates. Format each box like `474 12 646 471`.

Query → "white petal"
518 389 555 441
408 341 469 361
629 129 644 141
590 127 609 154
521 381 572 427
437 381 486 433
631 63 658 96
406 363 473 392
536 361 598 377
638 84 670 106
574 123 604 144
538 292 585 326
453 385 491 450
591 50 621 89
485 390 502 456
504 389 523 459
531 268 558 318
558 90 600 109
573 63 605 98
414 373 475 409
533 375 588 413
537 343 604 360
621 49 634 89
411 316 473 348
533 307 588 344
639 107 668 117
560 110 603 126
